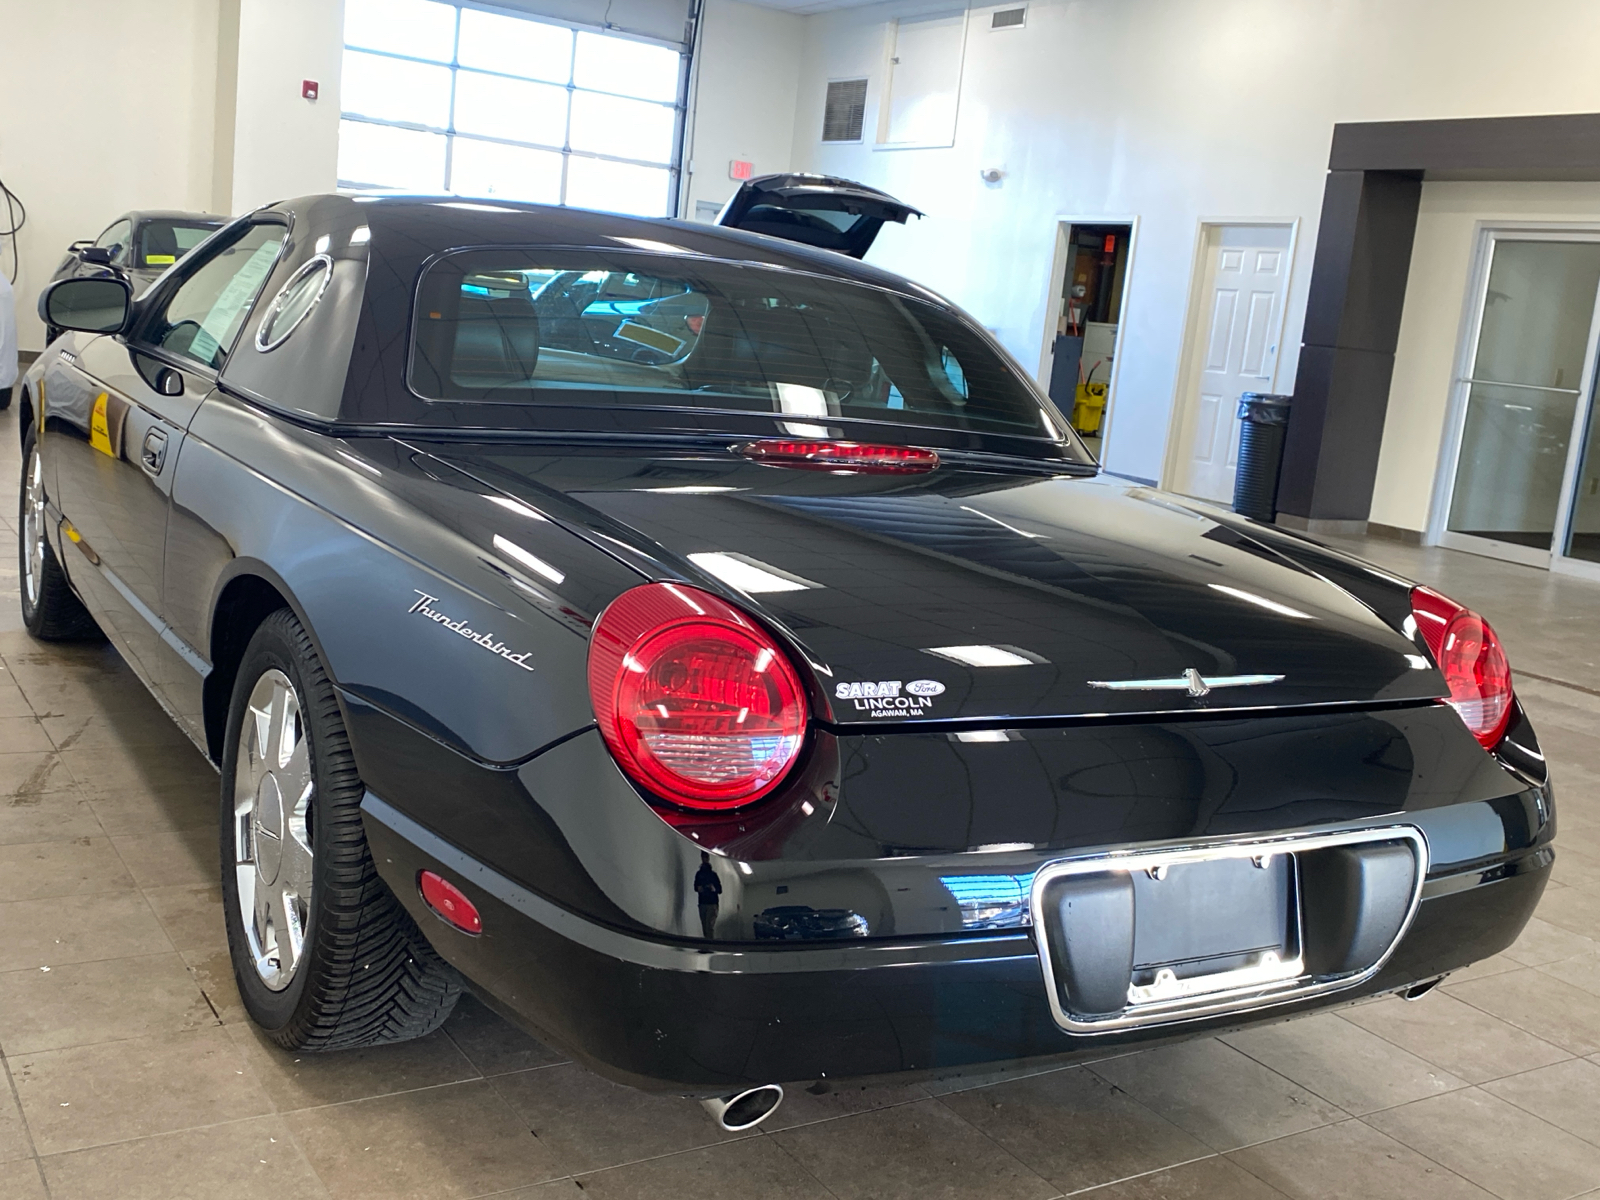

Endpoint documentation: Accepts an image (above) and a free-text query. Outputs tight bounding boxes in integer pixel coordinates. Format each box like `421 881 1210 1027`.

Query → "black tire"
19 424 102 641
220 607 461 1050
0 386 12 411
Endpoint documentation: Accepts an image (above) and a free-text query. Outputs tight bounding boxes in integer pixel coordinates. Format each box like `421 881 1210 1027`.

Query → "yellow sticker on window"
614 320 684 356
89 393 114 456
145 254 176 265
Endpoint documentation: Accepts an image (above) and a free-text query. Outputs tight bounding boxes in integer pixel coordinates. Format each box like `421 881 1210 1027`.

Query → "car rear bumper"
363 793 1551 1093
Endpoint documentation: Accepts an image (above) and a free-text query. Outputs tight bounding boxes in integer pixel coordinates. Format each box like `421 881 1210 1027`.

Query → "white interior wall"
683 0 805 220
1371 181 1600 535
229 0 345 214
0 0 224 352
785 0 1600 485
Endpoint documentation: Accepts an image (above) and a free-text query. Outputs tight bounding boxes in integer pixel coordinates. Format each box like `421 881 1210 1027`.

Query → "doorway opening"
1044 222 1132 458
1432 226 1600 578
1164 223 1295 503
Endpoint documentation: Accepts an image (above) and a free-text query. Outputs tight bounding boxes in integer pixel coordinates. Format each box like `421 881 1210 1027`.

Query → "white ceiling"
733 0 889 15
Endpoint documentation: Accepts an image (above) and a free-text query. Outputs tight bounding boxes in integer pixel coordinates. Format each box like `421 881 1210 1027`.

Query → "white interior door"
1171 225 1292 502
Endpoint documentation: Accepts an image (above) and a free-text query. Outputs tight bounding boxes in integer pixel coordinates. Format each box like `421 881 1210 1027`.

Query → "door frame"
1159 218 1301 494
1424 220 1600 581
1036 214 1141 453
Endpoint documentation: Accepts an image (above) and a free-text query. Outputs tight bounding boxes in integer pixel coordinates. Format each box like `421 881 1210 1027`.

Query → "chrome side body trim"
1029 824 1429 1034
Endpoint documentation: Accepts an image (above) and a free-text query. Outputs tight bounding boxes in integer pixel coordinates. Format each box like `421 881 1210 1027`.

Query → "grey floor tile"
1230 1118 1493 1199
139 883 226 954
921 1058 1081 1097
1447 968 1600 1055
0 717 52 755
1504 916 1600 966
1447 952 1525 983
937 1063 1210 1194
39 1114 327 1200
228 1022 481 1112
0 837 133 901
11 1027 271 1155
575 1137 834 1199
0 1159 48 1200
0 789 102 847
1090 1038 1346 1152
0 753 72 798
762 1078 928 1131
491 1061 747 1175
440 993 567 1078
109 827 218 889
55 743 216 806
1537 954 1600 999
1483 1058 1600 1146
1366 1087 1600 1200
1221 1012 1466 1115
1341 991 1571 1083
284 1078 564 1200
1078 1156 1288 1198
84 782 215 838
0 1062 30 1164
0 891 172 973
0 951 215 1054
39 709 196 753
771 1098 1057 1200
1532 885 1600 942
182 946 248 1025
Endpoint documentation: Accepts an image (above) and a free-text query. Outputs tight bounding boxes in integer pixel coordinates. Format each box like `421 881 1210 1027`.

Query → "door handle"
140 427 168 474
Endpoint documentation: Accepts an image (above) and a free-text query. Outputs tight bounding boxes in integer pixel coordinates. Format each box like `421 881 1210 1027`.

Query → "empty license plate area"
1032 827 1427 1034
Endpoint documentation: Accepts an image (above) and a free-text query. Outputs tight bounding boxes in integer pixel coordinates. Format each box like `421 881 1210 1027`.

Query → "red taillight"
418 870 482 934
1410 586 1513 750
738 440 940 474
588 583 809 810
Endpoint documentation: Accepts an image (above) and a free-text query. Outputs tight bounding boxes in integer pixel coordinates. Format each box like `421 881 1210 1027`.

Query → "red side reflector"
418 870 482 934
738 440 939 474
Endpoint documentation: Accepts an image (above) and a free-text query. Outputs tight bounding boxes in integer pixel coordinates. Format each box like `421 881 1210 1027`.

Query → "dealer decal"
408 591 535 672
834 678 946 718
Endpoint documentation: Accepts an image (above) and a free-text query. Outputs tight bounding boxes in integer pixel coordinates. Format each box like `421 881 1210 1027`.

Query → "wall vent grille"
991 6 1026 29
822 79 869 142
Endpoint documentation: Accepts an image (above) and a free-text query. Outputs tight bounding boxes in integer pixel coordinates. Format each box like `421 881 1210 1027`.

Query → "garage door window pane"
451 139 563 205
338 120 447 190
569 92 675 164
565 158 670 217
454 72 568 147
342 50 452 129
458 8 572 83
573 31 679 102
344 0 457 62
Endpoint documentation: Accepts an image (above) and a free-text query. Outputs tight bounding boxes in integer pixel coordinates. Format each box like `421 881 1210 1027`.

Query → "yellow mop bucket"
1072 382 1108 436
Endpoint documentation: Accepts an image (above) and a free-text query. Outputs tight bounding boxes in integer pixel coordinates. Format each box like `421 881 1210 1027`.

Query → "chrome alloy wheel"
233 669 315 991
22 444 45 611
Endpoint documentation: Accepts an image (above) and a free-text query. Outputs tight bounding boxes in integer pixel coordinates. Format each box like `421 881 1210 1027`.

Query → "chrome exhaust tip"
701 1084 785 1131
1402 975 1446 1001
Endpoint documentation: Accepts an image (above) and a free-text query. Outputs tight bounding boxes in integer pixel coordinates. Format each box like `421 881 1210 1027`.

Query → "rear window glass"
409 250 1071 441
137 220 224 267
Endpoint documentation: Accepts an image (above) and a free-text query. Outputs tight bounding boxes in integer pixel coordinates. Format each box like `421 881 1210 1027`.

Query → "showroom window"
338 0 686 218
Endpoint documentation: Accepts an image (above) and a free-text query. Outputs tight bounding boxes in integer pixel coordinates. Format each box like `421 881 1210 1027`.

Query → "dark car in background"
45 210 226 340
16 195 1553 1130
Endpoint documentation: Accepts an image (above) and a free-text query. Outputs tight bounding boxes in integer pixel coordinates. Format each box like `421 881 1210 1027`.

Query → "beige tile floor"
3 399 1600 1199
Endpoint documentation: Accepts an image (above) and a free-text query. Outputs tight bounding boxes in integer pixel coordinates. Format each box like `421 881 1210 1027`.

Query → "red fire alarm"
302 80 319 101
729 159 753 181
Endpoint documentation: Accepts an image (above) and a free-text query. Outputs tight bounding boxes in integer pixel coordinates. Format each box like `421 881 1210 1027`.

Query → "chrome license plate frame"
1030 824 1429 1034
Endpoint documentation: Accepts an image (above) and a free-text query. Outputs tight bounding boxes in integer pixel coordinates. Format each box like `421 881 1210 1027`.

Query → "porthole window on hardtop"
408 249 1079 445
256 255 334 352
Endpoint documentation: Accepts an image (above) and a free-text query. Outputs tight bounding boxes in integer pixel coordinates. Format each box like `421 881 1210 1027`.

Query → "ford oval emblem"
906 679 946 697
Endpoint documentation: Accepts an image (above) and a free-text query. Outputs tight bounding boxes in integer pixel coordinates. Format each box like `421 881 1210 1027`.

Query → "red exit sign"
729 160 753 181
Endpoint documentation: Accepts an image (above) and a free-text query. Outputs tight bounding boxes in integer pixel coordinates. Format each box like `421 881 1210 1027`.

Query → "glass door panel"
1446 239 1600 553
1447 383 1579 547
1565 401 1600 563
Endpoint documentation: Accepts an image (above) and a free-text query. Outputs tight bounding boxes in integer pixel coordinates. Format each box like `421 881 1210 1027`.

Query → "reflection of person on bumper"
694 851 722 939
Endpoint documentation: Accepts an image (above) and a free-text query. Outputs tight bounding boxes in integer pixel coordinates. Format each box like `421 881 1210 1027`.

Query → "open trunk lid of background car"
424 444 1446 725
715 173 923 259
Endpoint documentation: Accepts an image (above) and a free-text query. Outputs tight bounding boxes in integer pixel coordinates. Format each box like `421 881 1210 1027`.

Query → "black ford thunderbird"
16 195 1552 1127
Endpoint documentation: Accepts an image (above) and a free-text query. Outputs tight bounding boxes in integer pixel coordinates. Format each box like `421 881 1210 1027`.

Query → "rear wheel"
18 425 101 641
220 607 461 1050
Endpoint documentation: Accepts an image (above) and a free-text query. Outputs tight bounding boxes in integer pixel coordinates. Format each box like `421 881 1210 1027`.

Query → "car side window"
142 223 286 371
95 219 132 265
